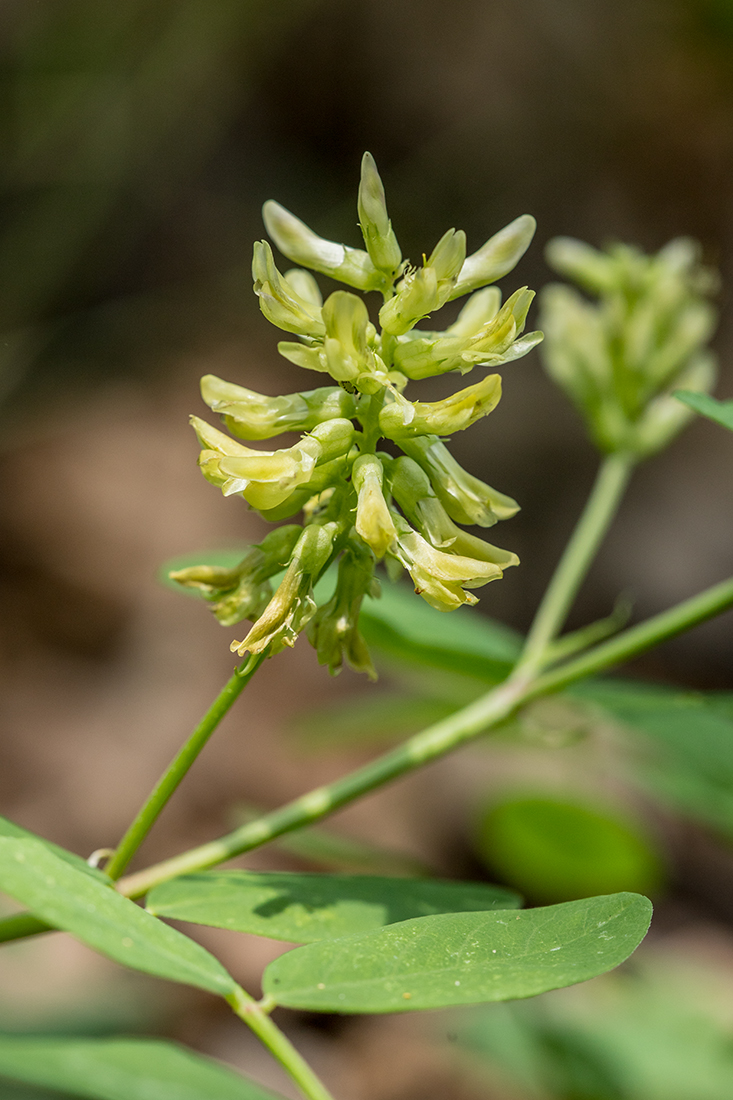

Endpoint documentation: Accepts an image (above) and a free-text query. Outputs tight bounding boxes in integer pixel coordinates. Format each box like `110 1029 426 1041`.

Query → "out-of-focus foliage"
474 796 663 904
458 947 733 1100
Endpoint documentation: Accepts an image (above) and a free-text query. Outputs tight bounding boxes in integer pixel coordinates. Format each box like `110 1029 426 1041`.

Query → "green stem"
105 652 266 880
227 987 335 1100
3 572 733 945
514 452 636 677
117 572 733 899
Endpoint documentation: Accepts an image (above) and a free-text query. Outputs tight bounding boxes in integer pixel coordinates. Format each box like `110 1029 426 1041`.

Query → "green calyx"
178 153 540 674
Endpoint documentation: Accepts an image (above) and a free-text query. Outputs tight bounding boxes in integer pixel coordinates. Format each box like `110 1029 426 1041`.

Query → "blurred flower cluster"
172 154 540 677
540 237 718 457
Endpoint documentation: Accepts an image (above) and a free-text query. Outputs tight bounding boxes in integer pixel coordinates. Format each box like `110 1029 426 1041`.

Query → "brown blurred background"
1 2 733 1098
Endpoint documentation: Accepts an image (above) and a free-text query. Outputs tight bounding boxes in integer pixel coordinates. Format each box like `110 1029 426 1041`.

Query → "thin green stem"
540 595 632 668
117 572 733 899
227 987 335 1100
514 452 636 677
105 652 266 880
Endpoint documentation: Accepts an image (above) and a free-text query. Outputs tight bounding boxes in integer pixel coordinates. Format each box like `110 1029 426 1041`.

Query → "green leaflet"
0 1036 281 1100
675 390 733 432
261 893 652 1013
0 816 108 883
360 580 522 681
0 840 236 997
147 871 521 943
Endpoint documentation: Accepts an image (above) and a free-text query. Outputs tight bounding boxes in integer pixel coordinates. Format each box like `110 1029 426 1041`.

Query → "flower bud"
169 526 302 626
399 435 519 528
389 513 507 612
262 200 382 291
352 453 397 558
380 373 502 437
201 375 357 440
307 538 378 679
231 521 339 657
252 241 325 337
450 215 536 300
358 152 402 276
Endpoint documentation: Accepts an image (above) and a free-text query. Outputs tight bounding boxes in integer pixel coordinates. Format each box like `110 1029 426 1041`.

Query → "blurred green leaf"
475 796 663 904
572 679 733 839
461 955 733 1100
231 805 432 876
147 871 520 943
360 580 522 681
0 1036 281 1100
675 390 733 432
0 840 235 996
289 692 461 748
261 893 652 1013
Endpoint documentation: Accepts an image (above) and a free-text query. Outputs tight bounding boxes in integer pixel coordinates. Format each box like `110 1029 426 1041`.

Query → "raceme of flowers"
539 237 719 457
172 153 541 678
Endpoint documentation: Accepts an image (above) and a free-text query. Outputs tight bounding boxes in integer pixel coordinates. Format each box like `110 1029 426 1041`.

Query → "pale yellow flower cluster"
540 237 718 457
173 154 540 676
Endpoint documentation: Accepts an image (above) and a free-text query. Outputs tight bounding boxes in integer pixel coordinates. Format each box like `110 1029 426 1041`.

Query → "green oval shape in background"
475 796 663 904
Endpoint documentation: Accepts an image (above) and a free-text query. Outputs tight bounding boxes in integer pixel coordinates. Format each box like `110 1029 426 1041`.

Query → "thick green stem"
105 652 266 880
227 987 335 1100
514 452 636 677
117 572 733 899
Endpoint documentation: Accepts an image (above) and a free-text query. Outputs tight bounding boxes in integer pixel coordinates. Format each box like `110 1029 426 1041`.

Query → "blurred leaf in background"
457 943 733 1100
473 795 664 904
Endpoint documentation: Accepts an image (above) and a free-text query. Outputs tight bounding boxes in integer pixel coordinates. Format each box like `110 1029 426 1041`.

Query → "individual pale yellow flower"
192 416 354 511
399 435 519 528
379 373 502 437
352 453 397 559
201 375 357 441
389 514 508 612
388 456 518 572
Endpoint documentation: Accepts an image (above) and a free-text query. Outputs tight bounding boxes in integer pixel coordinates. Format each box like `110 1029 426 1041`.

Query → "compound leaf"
262 893 652 1013
147 871 521 943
